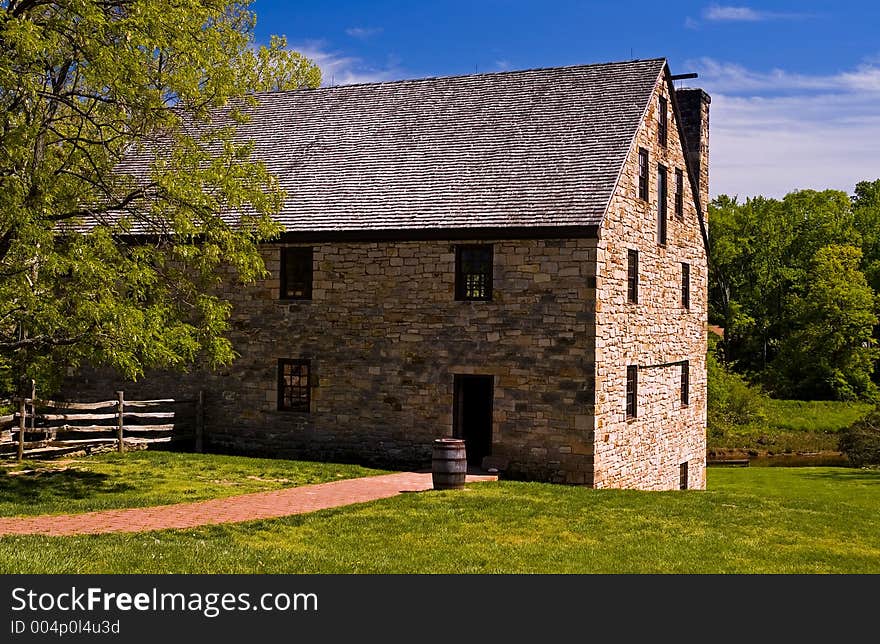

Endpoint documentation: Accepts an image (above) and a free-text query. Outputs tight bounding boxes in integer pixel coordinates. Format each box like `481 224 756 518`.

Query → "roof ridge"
250 57 668 97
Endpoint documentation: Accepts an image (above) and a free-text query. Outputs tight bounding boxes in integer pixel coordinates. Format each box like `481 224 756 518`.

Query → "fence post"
195 390 204 453
17 397 25 462
116 391 125 453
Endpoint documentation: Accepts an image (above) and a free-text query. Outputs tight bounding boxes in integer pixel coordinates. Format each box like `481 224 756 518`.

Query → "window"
659 96 668 146
280 247 313 300
675 168 684 218
681 360 690 406
638 148 649 201
679 462 689 490
278 359 311 412
626 365 638 419
627 249 639 304
657 164 668 245
681 262 690 309
455 245 493 301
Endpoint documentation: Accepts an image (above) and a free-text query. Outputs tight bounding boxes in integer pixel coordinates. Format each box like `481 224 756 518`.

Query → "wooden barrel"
432 438 467 490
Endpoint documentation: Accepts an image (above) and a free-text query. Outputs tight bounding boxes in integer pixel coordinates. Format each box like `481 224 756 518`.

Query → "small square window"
278 359 311 412
627 249 639 304
280 247 313 300
626 365 638 419
638 148 649 201
455 245 493 301
675 168 684 218
659 96 668 146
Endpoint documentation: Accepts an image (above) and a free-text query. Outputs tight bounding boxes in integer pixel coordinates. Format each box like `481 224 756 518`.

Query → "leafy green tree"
708 188 866 394
771 245 878 400
0 1 320 395
852 179 880 292
708 195 792 372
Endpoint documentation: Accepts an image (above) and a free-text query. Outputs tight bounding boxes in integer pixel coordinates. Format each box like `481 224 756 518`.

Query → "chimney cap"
670 72 698 80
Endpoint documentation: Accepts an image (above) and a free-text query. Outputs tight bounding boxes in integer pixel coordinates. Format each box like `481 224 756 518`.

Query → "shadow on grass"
798 468 880 485
0 469 134 504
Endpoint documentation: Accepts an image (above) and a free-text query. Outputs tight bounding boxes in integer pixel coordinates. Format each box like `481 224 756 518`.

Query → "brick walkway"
0 472 496 537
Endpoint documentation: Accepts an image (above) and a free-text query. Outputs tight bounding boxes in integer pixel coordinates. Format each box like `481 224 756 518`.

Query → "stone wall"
592 76 709 490
67 238 599 483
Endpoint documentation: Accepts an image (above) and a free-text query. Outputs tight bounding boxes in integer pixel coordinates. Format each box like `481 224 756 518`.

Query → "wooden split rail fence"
0 391 204 461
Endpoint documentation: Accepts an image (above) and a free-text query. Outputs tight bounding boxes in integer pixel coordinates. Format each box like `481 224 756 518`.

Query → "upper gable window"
638 148 649 201
455 245 493 301
675 168 684 218
657 164 668 245
280 247 313 300
659 96 668 146
627 249 639 304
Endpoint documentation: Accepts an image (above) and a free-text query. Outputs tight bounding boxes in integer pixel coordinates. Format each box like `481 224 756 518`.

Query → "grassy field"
1 466 878 573
0 451 383 517
708 398 873 454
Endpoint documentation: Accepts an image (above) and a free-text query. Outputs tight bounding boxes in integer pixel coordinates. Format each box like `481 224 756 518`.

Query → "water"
747 452 850 467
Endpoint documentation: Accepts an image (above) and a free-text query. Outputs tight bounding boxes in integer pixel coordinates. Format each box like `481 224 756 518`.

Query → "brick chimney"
675 88 711 210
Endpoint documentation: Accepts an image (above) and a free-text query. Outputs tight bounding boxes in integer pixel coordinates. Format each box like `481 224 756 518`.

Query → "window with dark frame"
626 365 638 419
638 148 649 201
627 249 639 304
455 245 493 301
681 360 690 406
659 96 668 146
675 168 684 218
679 462 689 490
277 359 311 412
682 262 690 309
280 247 313 300
657 164 668 245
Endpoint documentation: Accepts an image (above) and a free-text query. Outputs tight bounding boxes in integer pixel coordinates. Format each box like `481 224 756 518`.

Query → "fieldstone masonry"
71 238 600 483
591 78 709 489
65 60 709 489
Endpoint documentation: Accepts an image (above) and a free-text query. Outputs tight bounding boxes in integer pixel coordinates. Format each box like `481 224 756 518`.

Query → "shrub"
707 339 767 435
839 411 880 467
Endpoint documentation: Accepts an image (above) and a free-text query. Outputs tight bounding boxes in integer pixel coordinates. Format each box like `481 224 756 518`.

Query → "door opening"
453 374 494 467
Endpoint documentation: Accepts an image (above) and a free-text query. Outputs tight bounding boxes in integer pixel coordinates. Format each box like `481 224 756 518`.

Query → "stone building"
68 58 711 490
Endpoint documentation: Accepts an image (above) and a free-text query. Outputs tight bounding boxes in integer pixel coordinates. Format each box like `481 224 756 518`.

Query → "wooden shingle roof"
124 58 668 235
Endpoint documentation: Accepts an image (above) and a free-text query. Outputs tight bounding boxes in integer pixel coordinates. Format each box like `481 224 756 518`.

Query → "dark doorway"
453 374 494 467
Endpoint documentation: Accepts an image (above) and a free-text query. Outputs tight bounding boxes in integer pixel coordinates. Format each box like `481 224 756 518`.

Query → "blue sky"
252 1 880 200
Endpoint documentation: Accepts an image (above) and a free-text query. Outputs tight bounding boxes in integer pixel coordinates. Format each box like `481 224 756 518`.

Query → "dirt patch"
245 475 292 484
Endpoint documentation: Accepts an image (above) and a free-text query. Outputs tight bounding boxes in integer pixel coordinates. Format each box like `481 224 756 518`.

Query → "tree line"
709 179 880 401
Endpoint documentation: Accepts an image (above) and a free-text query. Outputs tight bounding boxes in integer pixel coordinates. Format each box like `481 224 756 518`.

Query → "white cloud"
700 4 812 23
345 27 383 40
687 58 880 198
495 59 511 71
692 58 880 93
293 40 403 86
703 5 763 21
709 94 880 199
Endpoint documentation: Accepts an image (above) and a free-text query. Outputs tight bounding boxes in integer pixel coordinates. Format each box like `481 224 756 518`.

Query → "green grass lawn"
1 466 878 573
708 399 873 454
0 450 383 517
